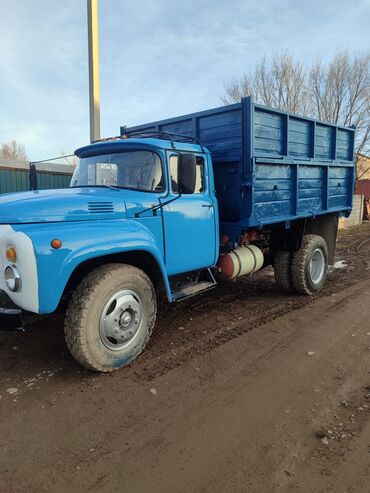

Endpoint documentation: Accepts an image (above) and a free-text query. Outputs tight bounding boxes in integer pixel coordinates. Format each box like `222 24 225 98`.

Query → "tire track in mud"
347 234 370 253
131 225 370 381
131 286 312 381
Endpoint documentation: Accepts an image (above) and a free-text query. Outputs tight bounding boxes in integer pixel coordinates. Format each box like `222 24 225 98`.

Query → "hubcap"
309 248 325 284
100 289 143 351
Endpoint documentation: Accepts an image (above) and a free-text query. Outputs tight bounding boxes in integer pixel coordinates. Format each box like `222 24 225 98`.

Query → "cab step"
170 268 217 302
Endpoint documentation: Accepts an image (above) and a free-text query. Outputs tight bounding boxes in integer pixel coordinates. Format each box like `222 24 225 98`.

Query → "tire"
273 251 292 292
291 235 328 295
64 264 156 372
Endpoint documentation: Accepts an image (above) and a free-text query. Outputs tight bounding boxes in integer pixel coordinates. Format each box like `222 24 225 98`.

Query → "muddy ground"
0 224 370 492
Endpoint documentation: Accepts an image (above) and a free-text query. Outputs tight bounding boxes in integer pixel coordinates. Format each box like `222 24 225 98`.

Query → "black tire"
64 264 156 372
291 235 328 295
273 251 292 292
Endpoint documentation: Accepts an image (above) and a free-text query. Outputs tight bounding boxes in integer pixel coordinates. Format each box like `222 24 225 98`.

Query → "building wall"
356 179 370 198
338 194 364 229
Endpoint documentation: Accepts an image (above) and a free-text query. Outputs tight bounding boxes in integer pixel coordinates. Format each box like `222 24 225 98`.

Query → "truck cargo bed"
123 97 355 231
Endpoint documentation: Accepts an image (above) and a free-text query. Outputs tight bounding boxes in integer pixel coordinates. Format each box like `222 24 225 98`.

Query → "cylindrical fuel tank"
217 245 264 280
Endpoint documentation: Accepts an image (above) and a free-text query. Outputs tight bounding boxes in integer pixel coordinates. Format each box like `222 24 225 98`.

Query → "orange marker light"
6 247 17 262
51 239 62 249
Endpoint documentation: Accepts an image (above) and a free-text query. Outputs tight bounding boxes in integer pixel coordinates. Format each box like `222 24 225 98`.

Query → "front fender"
15 219 169 314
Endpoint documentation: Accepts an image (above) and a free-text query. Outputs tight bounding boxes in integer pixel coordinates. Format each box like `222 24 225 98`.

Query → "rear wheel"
273 251 292 292
291 235 328 295
64 264 156 372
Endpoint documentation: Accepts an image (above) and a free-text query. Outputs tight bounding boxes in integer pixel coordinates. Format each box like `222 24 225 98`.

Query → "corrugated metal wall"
0 168 29 194
0 160 73 194
36 172 71 191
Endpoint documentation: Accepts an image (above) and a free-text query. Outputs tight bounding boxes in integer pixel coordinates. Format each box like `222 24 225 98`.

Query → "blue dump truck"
0 97 355 371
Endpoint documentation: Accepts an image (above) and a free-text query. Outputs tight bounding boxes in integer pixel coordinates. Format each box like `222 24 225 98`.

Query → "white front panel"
0 225 39 313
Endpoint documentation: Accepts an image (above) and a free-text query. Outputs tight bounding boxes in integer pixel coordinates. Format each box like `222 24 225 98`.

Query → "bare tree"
0 140 27 161
309 51 370 166
222 51 370 176
222 52 310 114
356 154 370 180
59 150 78 168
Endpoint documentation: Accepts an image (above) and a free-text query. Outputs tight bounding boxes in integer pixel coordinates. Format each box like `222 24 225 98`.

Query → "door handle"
202 204 214 208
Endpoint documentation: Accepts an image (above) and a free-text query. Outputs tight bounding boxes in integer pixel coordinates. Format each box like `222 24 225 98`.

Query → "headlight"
5 265 21 292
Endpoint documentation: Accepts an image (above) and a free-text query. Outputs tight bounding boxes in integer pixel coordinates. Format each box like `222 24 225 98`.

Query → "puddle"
329 260 347 272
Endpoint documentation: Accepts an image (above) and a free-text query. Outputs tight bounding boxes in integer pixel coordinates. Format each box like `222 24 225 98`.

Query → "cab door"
162 152 217 276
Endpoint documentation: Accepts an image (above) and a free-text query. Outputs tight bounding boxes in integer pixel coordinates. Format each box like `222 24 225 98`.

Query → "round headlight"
5 266 21 292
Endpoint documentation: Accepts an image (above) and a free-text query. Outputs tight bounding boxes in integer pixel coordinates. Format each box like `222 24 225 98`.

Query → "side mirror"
178 153 196 194
29 163 38 191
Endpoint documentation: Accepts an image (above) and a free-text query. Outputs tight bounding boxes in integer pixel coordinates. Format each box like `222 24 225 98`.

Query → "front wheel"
291 235 328 295
64 264 157 372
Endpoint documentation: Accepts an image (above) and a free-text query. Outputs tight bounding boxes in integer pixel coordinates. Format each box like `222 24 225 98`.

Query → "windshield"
70 151 164 192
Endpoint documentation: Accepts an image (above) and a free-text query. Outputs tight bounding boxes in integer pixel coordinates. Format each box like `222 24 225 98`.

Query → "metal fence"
0 159 74 194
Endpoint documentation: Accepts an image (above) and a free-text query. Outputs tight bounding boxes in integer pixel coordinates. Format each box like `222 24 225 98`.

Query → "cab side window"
194 157 205 193
169 155 179 193
169 155 205 194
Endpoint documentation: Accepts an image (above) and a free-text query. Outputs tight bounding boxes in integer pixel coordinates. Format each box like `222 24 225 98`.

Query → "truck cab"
72 137 219 276
0 136 219 372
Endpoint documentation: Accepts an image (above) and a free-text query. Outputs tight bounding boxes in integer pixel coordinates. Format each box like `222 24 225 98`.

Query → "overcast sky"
0 0 369 160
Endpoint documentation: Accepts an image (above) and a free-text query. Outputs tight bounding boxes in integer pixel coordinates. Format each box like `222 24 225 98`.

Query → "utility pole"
87 0 100 142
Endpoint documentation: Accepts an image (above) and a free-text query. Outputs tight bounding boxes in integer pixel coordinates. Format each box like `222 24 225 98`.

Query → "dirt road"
0 224 370 493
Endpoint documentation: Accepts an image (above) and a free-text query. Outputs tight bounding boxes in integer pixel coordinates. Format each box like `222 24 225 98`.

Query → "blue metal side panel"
159 119 193 137
337 129 353 161
124 103 243 164
328 167 352 209
288 118 311 157
315 124 334 159
198 109 242 163
254 108 284 157
123 98 355 232
251 103 355 163
246 102 355 226
297 166 324 213
254 164 292 220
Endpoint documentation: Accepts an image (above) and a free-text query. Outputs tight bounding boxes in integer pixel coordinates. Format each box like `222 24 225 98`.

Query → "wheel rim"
100 289 143 351
309 248 325 284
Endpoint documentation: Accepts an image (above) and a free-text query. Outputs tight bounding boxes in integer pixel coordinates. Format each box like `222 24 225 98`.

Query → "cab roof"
75 138 208 159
